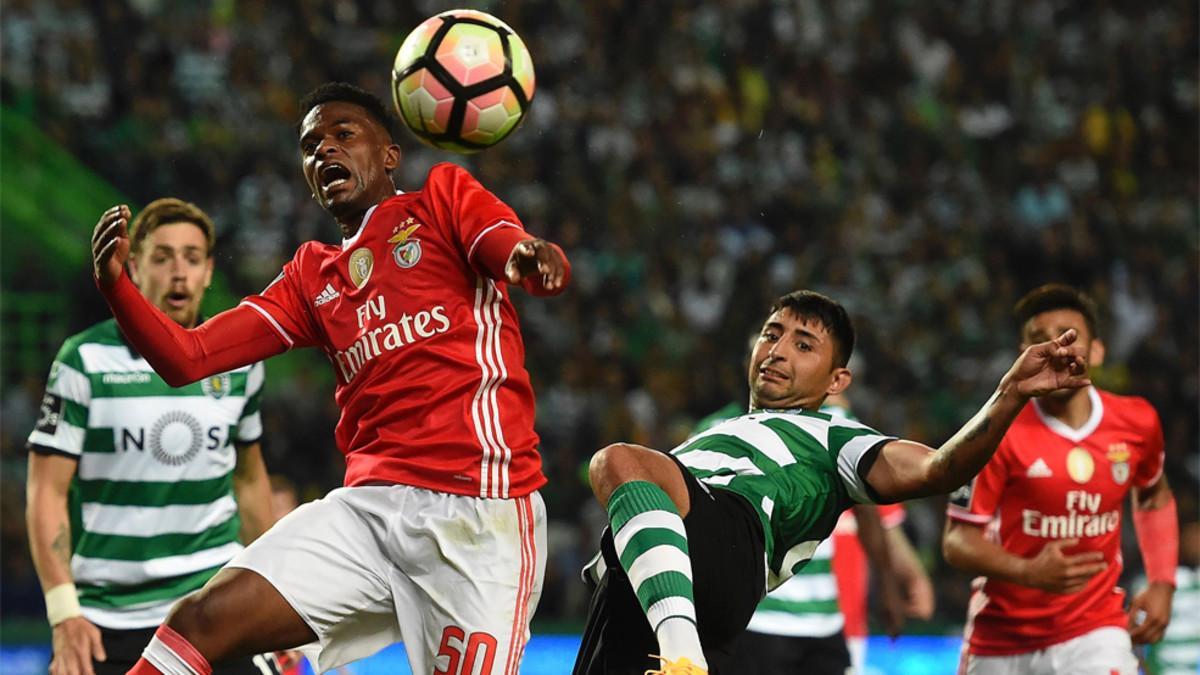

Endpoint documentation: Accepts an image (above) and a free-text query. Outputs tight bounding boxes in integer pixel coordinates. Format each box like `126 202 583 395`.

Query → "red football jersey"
241 163 546 498
947 387 1165 655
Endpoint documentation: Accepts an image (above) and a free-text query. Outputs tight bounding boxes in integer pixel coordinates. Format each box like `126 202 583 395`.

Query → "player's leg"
1046 626 1139 675
131 487 401 675
586 443 704 668
390 489 547 675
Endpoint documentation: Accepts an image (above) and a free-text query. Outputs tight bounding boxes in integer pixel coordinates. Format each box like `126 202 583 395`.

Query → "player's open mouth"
166 292 190 309
319 163 352 192
759 366 787 382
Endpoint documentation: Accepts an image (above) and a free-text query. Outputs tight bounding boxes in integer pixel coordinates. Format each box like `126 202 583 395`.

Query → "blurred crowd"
2 0 1196 629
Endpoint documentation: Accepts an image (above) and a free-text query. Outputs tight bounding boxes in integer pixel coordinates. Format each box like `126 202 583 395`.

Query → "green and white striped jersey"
27 319 264 629
673 407 893 590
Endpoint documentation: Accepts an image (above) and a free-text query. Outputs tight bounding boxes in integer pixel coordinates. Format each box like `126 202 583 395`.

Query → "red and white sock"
126 625 212 675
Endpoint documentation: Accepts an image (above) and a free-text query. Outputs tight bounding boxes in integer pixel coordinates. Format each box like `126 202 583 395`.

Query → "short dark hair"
1014 284 1100 339
296 82 396 140
130 198 215 256
769 290 855 367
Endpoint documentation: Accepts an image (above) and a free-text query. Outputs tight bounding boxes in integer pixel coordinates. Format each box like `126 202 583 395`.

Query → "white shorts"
964 626 1139 675
226 484 546 674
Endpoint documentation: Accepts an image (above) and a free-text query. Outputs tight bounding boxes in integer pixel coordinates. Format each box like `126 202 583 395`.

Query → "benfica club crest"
1108 443 1131 484
389 219 423 269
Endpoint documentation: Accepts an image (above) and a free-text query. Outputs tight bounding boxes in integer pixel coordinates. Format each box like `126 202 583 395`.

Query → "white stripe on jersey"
676 449 765 478
746 610 844 637
82 496 238 537
691 419 796 468
29 422 86 457
471 279 510 498
466 219 521 261
240 300 295 348
485 282 514 497
50 362 92 405
82 599 175 630
72 541 243 586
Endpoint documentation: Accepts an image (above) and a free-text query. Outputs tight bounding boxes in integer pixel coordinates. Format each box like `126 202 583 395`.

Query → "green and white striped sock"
607 480 706 668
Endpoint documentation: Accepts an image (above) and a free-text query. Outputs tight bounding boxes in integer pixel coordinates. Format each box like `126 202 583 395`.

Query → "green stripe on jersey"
76 515 240 561
78 564 223 608
758 595 839 616
88 371 248 399
78 474 234 506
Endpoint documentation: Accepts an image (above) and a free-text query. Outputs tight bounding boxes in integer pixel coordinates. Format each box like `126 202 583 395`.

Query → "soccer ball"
391 9 535 153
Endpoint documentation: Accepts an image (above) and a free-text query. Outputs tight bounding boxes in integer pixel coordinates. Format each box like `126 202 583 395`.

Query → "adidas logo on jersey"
313 283 340 307
1026 458 1053 478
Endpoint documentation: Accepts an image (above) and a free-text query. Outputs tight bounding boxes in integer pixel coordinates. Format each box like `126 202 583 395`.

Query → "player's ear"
384 143 401 173
1087 337 1106 368
826 367 852 397
202 256 214 290
127 254 141 286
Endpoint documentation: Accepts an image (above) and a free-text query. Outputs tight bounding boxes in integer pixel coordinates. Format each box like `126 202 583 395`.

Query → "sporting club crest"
349 248 374 288
201 373 232 399
389 219 423 269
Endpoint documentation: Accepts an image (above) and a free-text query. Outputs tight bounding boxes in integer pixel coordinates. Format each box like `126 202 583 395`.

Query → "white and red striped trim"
946 504 993 525
467 219 521 262
239 301 295 348
504 496 537 675
470 278 515 498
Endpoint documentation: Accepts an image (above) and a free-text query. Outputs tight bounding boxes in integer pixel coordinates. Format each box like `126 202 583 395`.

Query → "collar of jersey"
1031 385 1103 442
341 190 405 248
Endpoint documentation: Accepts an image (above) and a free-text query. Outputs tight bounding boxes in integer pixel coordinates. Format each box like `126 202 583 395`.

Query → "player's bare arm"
27 452 107 675
232 442 275 544
852 504 905 636
943 521 1107 593
1128 474 1177 644
504 238 568 292
866 329 1090 503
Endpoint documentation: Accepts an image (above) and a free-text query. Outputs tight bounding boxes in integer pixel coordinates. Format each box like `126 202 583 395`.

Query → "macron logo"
314 283 340 307
1026 458 1053 478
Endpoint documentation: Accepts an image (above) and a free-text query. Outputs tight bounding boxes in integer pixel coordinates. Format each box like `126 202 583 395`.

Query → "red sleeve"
1132 399 1165 488
879 503 906 528
98 272 289 386
946 439 1010 525
423 162 531 278
238 249 323 350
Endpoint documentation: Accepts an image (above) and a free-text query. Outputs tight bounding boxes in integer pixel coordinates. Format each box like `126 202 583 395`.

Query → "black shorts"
573 454 767 675
723 629 851 675
87 625 281 675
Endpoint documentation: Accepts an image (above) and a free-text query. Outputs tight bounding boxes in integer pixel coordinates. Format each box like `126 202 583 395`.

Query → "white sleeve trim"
466 219 523 261
239 301 295 348
236 412 263 443
1134 456 1165 489
946 505 993 524
836 434 893 503
28 423 85 456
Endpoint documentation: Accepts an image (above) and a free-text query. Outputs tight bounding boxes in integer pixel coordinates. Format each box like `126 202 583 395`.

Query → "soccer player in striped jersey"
27 198 276 675
573 290 1092 675
91 83 569 675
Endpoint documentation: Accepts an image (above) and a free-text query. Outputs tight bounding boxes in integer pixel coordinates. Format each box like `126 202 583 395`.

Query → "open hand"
1004 329 1091 398
504 239 566 291
92 205 131 289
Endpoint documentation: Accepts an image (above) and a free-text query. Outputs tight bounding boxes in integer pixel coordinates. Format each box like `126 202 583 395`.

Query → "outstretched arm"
865 330 1090 503
92 205 289 386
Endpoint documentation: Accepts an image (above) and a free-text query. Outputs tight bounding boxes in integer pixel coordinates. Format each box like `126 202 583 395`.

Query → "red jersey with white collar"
947 387 1165 655
242 163 546 497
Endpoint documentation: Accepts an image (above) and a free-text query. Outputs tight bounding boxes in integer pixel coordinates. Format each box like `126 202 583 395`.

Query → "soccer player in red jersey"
944 284 1178 675
90 82 570 675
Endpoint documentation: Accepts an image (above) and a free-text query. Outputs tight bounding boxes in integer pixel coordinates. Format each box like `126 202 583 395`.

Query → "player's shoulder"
55 319 123 368
425 161 474 184
1097 388 1160 431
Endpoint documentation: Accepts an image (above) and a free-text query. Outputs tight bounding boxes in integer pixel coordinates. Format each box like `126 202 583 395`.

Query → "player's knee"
590 443 660 504
166 590 229 655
